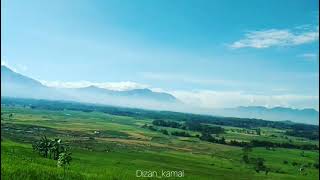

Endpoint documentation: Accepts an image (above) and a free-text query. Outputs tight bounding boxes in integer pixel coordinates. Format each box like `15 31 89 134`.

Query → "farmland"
1 97 319 179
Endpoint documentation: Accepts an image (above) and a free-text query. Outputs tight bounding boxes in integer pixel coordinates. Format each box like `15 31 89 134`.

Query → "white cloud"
39 80 149 91
171 90 319 110
230 25 319 49
300 53 318 59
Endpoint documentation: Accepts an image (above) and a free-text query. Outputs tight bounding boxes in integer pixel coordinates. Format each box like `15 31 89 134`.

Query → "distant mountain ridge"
1 65 45 88
1 65 178 104
76 85 177 102
1 66 63 100
213 106 319 125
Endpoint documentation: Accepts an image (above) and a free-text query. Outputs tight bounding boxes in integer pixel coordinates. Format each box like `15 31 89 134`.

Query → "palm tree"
50 139 65 160
34 136 51 158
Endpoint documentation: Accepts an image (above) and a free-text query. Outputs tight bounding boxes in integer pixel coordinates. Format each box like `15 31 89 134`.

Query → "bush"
292 162 298 166
160 129 169 135
152 120 181 128
148 126 157 131
254 158 266 173
171 131 191 137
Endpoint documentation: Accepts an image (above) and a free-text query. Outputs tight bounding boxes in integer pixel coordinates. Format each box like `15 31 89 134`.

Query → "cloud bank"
40 80 149 91
38 79 319 110
230 25 319 49
171 90 319 110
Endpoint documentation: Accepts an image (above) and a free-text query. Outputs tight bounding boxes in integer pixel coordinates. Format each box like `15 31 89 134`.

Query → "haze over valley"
2 65 318 125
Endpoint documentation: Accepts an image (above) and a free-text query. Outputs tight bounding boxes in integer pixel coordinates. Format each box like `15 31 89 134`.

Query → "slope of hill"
1 66 64 100
1 66 44 87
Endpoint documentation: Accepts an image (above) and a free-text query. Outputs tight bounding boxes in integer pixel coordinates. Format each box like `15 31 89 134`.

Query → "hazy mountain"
1 66 65 100
1 65 178 106
1 65 44 88
213 106 319 125
74 85 177 102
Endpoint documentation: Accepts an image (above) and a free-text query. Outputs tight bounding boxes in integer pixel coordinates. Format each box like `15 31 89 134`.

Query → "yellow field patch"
96 137 192 152
123 131 150 140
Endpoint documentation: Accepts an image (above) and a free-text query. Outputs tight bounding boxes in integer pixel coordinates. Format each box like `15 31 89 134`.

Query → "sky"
1 0 319 110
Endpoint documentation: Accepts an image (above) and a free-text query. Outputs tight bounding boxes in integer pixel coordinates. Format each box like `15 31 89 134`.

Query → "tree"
219 137 226 144
160 129 169 135
33 136 70 161
200 132 217 142
255 158 266 173
292 161 299 166
148 125 157 131
9 113 13 119
242 145 252 164
57 151 72 178
256 128 261 135
50 139 66 160
265 168 270 175
33 136 51 158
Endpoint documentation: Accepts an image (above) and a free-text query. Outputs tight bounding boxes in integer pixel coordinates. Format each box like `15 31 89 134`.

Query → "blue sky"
1 0 319 109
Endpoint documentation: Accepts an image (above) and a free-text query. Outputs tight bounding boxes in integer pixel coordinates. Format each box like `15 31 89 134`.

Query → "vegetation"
32 136 71 160
171 131 192 137
1 97 319 179
3 97 318 141
57 151 72 178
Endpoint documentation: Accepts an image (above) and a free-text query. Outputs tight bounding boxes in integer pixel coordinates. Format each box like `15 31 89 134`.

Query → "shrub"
160 129 169 135
292 162 298 166
171 131 191 137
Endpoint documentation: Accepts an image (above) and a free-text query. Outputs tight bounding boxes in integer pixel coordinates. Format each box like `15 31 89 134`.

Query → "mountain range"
1 65 319 125
1 65 178 106
212 106 319 125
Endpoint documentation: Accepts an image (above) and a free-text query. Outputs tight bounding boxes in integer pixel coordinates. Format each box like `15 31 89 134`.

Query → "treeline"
285 124 319 140
152 119 183 129
200 132 226 144
206 137 319 150
171 131 192 137
250 140 319 150
142 124 192 137
152 119 224 135
185 120 224 134
2 97 318 140
285 130 318 140
150 120 318 150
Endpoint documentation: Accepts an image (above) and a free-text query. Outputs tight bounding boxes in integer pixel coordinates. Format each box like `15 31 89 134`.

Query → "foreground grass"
2 139 318 180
